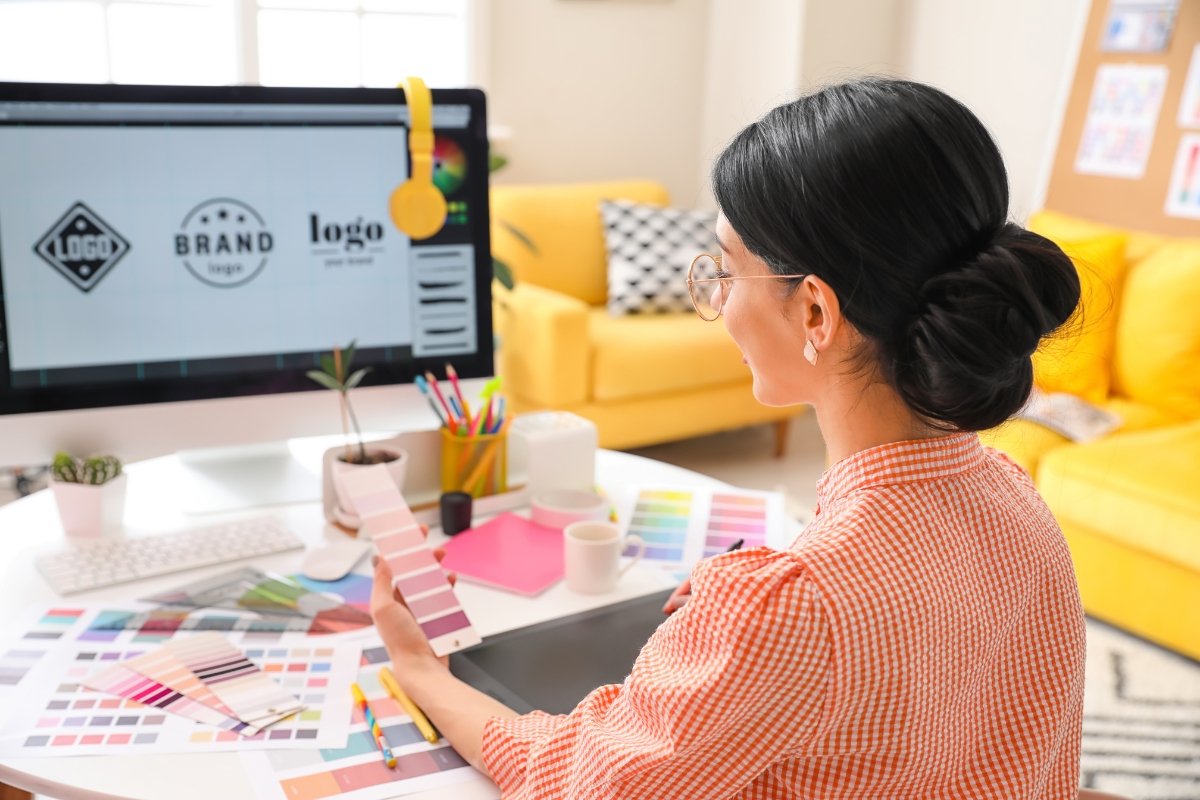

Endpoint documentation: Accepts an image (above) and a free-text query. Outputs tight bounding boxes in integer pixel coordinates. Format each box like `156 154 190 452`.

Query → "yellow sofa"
981 210 1200 659
489 180 803 452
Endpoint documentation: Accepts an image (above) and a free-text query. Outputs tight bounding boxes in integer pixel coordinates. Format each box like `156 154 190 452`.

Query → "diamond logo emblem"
34 202 131 293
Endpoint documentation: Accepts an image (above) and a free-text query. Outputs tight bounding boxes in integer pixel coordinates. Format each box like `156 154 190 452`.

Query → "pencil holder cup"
440 427 508 499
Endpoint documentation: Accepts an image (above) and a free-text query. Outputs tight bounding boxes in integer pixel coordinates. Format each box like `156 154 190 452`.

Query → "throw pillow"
1030 232 1128 404
601 200 717 316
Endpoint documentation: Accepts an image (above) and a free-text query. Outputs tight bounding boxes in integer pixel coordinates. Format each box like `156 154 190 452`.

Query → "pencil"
378 666 439 744
350 683 397 768
445 363 472 425
423 372 458 433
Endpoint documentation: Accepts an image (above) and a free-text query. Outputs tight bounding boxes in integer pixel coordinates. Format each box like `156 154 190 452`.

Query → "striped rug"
1081 618 1200 798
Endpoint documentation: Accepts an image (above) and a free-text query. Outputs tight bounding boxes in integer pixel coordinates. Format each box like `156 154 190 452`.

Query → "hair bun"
892 224 1080 431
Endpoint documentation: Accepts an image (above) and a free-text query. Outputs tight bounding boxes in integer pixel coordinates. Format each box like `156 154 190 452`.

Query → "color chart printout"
0 605 359 757
242 636 493 800
339 465 482 657
617 486 788 579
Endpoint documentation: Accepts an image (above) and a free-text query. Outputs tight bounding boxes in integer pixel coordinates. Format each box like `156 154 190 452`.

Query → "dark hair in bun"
712 78 1081 431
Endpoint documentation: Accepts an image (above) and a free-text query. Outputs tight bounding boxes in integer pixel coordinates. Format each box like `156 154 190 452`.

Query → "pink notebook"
440 513 565 596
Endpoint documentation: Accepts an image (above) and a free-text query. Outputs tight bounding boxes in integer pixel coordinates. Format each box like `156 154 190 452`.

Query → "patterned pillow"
601 200 718 316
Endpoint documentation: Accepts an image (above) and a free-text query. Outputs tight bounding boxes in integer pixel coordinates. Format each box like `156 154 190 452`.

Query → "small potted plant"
49 452 126 537
308 341 408 530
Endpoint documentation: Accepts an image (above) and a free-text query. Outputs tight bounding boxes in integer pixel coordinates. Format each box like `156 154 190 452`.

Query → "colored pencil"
424 371 458 433
379 666 439 744
415 374 449 428
445 364 472 425
351 683 397 768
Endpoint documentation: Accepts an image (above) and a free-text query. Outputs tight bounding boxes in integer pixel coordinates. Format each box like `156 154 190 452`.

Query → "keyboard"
36 516 305 595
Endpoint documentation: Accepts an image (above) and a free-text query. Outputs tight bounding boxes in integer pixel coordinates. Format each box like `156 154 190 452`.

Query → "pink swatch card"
440 513 565 597
85 662 248 734
338 465 482 656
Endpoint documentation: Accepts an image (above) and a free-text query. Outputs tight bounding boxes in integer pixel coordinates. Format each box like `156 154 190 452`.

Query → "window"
0 0 472 87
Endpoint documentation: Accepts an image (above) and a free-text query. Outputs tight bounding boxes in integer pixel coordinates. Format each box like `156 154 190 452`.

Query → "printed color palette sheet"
0 605 359 757
617 486 788 578
242 634 492 800
339 466 481 656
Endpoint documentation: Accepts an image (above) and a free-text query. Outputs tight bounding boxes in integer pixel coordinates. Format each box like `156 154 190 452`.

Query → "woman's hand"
662 576 691 615
369 527 456 671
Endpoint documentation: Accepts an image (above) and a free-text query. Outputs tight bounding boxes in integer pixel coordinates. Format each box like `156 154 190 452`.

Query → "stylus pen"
379 666 440 744
351 683 397 768
726 538 745 553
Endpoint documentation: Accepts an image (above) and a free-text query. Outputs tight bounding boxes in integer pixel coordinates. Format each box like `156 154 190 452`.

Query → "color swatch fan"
338 465 481 656
84 632 303 734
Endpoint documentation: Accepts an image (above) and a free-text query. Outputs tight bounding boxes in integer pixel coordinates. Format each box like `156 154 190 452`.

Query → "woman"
371 78 1087 798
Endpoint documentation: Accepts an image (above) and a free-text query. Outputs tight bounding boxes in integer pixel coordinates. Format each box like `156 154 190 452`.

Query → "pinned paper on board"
1101 0 1179 53
1165 132 1200 219
1178 45 1200 128
1075 63 1169 179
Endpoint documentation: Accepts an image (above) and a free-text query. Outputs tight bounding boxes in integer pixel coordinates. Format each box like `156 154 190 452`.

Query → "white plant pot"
323 446 408 533
50 473 127 539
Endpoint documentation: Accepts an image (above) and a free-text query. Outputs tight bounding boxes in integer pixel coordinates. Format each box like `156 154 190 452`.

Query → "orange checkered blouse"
482 433 1087 798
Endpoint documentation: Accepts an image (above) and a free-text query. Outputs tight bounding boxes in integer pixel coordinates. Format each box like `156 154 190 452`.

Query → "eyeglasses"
686 253 804 321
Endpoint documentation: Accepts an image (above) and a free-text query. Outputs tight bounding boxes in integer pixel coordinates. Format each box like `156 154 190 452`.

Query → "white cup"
563 521 645 594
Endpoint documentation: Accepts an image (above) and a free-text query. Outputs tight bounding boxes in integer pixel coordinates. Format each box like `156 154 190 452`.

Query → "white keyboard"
36 516 305 595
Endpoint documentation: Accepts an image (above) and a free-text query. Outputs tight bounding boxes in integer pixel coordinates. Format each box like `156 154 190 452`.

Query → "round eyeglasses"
686 253 805 321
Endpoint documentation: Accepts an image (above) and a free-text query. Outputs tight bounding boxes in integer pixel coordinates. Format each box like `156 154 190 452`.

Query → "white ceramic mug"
563 521 645 594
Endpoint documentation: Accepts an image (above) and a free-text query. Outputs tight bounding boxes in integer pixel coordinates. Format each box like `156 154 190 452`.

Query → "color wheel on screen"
432 136 468 195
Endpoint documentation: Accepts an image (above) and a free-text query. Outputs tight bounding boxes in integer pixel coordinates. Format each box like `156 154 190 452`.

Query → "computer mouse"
301 532 372 582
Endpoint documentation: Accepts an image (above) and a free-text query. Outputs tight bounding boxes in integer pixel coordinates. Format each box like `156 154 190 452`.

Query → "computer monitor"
0 82 494 508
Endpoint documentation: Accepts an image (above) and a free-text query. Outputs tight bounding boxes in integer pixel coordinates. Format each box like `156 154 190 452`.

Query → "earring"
803 340 819 366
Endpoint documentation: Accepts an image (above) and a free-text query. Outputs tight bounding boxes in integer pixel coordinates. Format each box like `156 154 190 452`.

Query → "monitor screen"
0 82 493 423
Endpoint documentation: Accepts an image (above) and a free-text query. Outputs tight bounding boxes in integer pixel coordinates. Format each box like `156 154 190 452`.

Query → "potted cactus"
49 452 127 537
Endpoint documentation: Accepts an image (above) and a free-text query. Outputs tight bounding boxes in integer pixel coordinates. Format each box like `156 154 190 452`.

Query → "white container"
50 473 127 538
562 520 645 594
509 411 597 495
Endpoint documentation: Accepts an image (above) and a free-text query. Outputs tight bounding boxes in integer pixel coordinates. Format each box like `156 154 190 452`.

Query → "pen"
423 372 458 434
726 538 745 553
379 666 439 744
350 683 397 768
414 375 450 429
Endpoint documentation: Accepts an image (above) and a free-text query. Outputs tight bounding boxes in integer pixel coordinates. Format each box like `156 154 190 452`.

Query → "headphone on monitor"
389 76 447 240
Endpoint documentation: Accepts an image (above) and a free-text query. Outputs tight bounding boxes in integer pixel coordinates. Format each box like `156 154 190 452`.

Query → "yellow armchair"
491 180 803 452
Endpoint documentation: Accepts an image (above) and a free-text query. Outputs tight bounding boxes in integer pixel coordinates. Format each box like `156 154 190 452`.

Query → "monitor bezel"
0 81 494 417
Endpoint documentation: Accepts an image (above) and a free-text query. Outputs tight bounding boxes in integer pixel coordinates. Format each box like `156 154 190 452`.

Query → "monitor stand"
174 441 322 515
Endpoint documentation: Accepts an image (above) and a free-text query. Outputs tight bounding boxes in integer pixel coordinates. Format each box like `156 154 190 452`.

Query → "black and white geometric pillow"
601 200 718 316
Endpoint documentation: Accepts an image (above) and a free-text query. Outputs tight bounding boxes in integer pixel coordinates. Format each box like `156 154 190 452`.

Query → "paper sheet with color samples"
616 485 789 581
0 605 359 757
240 633 493 800
338 465 481 656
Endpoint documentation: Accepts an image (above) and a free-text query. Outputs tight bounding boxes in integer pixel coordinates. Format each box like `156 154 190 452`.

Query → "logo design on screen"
175 198 274 288
33 202 131 293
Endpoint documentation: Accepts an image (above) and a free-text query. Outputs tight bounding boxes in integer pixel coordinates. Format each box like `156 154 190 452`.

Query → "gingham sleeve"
481 549 830 800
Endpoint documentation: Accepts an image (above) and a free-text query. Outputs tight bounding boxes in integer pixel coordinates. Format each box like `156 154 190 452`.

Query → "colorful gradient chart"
0 605 359 757
241 638 490 800
432 136 467 195
619 486 787 579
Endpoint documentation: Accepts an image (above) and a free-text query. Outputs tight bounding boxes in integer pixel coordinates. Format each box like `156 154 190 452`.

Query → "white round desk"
0 447 787 800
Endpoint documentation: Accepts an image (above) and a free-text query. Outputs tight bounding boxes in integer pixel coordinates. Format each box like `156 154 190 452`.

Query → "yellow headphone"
389 76 447 240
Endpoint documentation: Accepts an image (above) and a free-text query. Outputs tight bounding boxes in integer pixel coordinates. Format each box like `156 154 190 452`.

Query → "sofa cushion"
589 309 748 402
1032 234 1128 403
601 200 717 316
1038 422 1200 572
1029 209 1166 265
1112 241 1200 419
980 398 1180 478
490 181 670 306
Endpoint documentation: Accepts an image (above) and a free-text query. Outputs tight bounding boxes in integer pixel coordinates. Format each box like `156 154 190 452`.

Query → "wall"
897 0 1090 219
484 0 1089 219
484 0 710 205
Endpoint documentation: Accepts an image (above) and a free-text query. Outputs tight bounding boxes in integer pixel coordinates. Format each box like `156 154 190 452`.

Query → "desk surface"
0 445 795 800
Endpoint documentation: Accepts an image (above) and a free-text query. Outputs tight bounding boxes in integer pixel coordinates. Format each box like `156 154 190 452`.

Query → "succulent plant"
52 452 122 485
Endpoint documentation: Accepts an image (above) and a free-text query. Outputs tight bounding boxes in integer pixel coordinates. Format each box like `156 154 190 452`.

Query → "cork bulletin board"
1045 0 1200 235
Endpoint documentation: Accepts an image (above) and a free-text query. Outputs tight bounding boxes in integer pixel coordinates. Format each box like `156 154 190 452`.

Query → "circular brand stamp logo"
175 198 273 288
